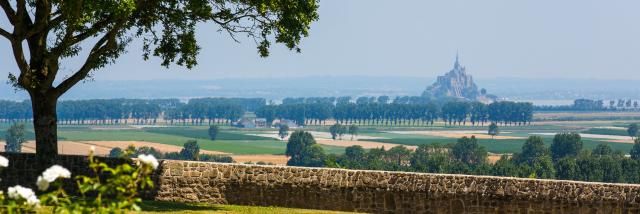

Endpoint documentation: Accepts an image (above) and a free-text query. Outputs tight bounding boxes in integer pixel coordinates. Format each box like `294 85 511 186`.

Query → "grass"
144 127 276 140
138 201 353 214
57 129 344 155
582 128 629 136
34 201 353 213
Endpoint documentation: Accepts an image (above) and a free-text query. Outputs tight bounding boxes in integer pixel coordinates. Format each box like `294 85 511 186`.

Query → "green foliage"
180 140 201 161
208 125 220 141
198 154 234 163
550 133 583 160
4 123 25 152
592 143 613 157
516 136 548 164
488 122 499 138
286 131 324 166
341 145 366 169
42 151 156 213
278 125 289 140
348 124 359 140
492 155 519 177
109 147 124 158
451 136 487 165
629 123 639 140
630 138 640 161
555 157 578 180
329 124 346 140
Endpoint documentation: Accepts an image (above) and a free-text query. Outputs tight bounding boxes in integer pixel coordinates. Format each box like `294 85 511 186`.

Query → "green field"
2 118 638 156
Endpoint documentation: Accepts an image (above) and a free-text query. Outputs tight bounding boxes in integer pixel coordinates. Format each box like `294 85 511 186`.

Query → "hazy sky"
1 0 640 81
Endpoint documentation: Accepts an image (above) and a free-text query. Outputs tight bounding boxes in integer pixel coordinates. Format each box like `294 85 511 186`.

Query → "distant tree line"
257 100 533 126
1 96 533 127
535 99 640 111
287 131 640 184
0 98 264 125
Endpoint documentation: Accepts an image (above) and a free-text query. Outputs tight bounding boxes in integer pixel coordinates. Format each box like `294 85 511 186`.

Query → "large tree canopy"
0 0 319 164
1 0 318 92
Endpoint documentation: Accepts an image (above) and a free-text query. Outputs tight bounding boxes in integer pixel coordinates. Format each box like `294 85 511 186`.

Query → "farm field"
1 116 638 164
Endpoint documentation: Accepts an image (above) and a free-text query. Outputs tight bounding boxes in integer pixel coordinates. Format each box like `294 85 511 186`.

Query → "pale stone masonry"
153 160 640 213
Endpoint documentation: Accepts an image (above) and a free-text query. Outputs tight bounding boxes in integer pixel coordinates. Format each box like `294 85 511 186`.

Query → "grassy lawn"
138 201 353 214
35 201 353 214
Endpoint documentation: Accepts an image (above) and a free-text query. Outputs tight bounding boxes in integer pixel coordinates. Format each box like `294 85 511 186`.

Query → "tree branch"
0 0 15 24
54 18 125 96
0 27 10 40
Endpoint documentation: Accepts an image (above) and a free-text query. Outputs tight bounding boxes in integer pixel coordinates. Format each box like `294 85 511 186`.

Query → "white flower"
7 185 36 201
0 155 8 167
41 165 71 182
26 195 40 206
36 176 49 191
137 154 159 169
90 146 96 153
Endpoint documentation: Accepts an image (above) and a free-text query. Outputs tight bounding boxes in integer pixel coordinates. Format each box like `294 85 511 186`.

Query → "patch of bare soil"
0 140 228 156
315 139 416 150
231 154 289 165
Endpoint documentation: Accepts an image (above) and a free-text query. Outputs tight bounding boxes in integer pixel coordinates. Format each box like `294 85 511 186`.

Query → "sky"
1 0 640 81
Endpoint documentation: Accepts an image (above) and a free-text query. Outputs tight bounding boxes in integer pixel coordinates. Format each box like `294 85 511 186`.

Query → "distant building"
276 119 300 128
422 54 496 103
237 118 268 128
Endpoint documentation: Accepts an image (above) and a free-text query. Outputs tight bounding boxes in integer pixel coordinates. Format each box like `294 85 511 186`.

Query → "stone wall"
3 154 640 213
153 160 640 213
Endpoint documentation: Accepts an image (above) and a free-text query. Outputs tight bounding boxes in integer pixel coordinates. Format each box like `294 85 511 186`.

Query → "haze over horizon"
2 0 640 83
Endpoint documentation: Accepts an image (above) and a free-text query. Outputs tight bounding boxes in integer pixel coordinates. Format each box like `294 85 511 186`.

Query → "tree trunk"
30 92 59 168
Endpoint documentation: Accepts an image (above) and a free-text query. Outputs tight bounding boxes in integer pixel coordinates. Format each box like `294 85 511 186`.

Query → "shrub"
0 148 157 213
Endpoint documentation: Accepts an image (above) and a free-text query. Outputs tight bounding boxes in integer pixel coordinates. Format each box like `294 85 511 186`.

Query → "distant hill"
421 55 496 102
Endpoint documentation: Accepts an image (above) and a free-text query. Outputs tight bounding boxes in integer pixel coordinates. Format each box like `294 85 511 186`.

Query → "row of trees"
0 99 251 125
535 99 640 111
286 131 640 184
257 101 533 126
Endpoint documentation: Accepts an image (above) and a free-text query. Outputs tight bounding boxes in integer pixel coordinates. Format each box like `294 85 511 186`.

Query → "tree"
108 147 123 158
342 145 366 169
628 124 639 141
492 155 518 177
348 124 359 140
451 136 487 165
180 140 200 161
631 138 640 161
278 124 289 140
208 125 220 141
592 143 613 157
550 133 583 161
4 123 25 152
488 122 499 139
517 136 547 164
0 1 319 165
286 131 321 166
329 124 346 140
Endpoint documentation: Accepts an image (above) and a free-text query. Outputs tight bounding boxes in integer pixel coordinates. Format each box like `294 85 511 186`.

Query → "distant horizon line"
90 75 640 81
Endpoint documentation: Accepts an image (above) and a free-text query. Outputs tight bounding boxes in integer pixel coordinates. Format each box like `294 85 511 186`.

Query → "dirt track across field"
0 140 228 156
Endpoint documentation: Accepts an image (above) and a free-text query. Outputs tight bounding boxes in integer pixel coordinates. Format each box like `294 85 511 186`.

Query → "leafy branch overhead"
0 0 319 95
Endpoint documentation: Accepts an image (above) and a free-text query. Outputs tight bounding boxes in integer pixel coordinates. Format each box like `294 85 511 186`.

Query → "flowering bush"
0 148 158 213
